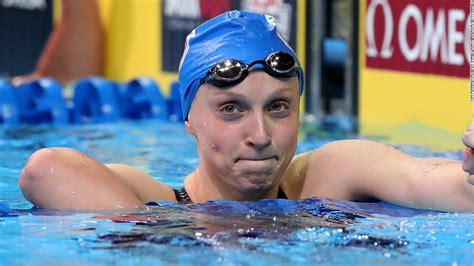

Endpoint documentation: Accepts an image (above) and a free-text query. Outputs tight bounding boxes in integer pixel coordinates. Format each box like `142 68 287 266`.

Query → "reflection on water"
2 197 427 254
40 197 427 252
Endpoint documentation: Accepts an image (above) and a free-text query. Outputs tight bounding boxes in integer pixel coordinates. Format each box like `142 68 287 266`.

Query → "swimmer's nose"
245 113 271 149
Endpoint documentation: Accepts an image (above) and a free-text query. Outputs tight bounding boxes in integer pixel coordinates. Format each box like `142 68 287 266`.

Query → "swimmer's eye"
267 100 290 117
268 101 287 111
220 104 243 114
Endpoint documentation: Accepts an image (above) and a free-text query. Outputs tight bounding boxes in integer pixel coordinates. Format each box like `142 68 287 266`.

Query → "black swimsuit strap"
277 187 288 199
173 187 193 204
173 186 288 204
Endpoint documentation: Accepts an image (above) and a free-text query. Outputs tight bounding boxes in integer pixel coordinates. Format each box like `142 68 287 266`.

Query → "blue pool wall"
0 76 183 126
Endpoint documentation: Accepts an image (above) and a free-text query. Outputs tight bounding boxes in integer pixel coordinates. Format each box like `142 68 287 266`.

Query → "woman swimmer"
19 10 474 211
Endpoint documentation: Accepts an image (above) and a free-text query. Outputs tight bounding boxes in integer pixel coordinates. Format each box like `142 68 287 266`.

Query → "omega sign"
365 0 469 78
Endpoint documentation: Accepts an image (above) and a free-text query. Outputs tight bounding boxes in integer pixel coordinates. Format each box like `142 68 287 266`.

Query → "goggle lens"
214 61 246 81
266 52 296 75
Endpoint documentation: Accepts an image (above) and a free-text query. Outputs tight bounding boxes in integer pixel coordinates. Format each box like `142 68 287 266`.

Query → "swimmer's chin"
236 172 279 190
237 179 279 198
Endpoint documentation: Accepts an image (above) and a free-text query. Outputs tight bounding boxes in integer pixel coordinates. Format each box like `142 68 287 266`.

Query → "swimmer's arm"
20 148 144 209
20 148 177 209
299 139 474 212
106 164 176 203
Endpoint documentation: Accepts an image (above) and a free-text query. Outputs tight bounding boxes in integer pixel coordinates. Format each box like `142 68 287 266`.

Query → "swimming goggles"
200 51 299 88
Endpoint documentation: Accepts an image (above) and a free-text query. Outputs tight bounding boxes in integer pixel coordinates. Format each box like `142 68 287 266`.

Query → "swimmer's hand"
462 122 474 185
11 72 41 86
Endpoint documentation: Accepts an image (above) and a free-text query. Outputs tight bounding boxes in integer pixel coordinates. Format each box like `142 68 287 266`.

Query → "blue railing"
0 76 182 126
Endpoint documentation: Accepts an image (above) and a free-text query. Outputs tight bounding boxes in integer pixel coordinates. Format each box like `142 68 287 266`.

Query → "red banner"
365 0 469 78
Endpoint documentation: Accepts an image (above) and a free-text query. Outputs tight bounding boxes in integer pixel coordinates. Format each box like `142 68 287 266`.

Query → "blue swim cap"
178 10 304 119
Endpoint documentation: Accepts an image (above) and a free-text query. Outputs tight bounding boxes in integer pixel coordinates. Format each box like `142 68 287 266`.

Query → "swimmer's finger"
467 175 474 186
463 124 474 184
462 148 474 174
462 129 474 148
11 73 40 86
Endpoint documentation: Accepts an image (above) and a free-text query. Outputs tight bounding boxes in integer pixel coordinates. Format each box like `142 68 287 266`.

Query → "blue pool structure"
0 78 473 265
0 77 182 126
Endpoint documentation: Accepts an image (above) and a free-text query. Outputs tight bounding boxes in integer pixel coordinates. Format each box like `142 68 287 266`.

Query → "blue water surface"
0 120 473 265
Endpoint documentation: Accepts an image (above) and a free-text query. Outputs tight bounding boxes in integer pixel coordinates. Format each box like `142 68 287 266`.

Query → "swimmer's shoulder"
280 139 376 199
106 163 176 203
279 151 312 199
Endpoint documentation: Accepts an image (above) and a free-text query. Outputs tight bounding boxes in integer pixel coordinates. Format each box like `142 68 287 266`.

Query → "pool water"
0 120 473 265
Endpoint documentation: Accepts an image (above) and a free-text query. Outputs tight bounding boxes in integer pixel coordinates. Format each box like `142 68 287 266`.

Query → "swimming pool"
1 119 473 265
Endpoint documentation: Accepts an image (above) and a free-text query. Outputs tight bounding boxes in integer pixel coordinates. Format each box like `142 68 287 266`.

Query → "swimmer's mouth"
236 156 278 162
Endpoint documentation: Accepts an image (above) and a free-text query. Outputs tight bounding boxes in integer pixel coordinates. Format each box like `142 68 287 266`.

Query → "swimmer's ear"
185 118 196 136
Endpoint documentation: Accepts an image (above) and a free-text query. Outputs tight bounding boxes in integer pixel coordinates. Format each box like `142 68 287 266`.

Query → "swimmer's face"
186 71 300 198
